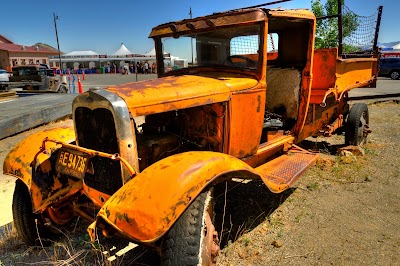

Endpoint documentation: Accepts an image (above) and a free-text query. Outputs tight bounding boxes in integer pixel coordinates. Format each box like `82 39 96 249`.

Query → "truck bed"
310 48 378 104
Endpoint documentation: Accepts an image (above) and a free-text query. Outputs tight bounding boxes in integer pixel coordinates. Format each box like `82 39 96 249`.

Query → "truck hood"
105 74 258 116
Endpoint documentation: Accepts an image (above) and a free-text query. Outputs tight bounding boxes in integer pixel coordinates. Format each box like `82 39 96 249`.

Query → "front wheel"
160 190 220 266
345 103 370 146
12 180 58 246
57 85 68 93
390 70 400 80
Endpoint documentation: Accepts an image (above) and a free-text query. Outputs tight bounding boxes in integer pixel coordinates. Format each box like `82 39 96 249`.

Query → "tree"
311 0 358 52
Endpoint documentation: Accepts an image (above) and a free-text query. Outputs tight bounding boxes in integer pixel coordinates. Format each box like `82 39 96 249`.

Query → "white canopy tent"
106 43 156 70
112 43 133 56
62 50 99 57
144 48 156 56
144 48 188 69
144 48 170 57
392 43 400 50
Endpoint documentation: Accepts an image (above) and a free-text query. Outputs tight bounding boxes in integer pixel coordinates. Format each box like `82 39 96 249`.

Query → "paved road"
349 77 400 97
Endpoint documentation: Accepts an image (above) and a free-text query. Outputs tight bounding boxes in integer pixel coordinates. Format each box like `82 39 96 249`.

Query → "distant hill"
33 43 63 53
378 41 400 48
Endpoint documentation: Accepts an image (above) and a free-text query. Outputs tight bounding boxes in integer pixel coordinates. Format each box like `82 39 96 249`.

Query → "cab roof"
149 8 315 38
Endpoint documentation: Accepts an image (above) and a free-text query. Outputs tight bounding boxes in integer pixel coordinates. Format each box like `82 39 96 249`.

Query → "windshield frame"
154 22 265 78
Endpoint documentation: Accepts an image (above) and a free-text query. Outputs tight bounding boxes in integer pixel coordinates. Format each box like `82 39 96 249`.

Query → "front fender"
95 151 261 243
3 124 78 212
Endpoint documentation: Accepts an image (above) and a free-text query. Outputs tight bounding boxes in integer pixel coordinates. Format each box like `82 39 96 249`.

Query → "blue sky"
1 0 398 54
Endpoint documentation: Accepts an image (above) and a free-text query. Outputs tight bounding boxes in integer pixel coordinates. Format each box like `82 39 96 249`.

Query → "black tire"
390 70 400 80
345 103 369 146
57 85 68 93
160 190 217 266
12 180 57 246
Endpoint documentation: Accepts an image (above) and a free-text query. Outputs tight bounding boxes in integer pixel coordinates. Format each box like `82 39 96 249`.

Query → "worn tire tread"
345 103 369 146
12 180 42 245
160 192 207 266
12 180 55 246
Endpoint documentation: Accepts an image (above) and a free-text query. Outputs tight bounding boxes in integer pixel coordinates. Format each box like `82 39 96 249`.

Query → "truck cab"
147 8 316 159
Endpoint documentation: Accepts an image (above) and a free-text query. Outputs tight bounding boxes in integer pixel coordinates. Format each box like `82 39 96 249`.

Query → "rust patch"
116 212 132 224
15 157 23 164
113 189 136 205
10 168 24 178
170 157 184 164
160 164 169 170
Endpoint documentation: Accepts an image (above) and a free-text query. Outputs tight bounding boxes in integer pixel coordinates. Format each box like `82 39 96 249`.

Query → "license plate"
56 148 90 179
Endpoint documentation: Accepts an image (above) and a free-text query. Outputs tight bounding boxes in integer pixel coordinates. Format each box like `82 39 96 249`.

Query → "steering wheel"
225 55 257 68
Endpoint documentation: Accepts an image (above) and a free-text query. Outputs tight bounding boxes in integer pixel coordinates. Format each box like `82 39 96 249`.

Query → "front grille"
75 107 123 195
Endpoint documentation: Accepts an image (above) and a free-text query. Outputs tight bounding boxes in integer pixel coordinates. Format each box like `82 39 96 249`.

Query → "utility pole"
53 12 62 74
189 7 194 66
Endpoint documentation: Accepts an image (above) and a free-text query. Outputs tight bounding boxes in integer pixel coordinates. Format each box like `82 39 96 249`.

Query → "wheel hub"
202 211 220 265
360 115 372 141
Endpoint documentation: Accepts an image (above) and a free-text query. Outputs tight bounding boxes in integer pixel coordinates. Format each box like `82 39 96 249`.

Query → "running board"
255 146 319 193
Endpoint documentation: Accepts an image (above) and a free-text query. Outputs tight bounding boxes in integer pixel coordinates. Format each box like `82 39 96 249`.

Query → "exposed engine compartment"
135 102 226 171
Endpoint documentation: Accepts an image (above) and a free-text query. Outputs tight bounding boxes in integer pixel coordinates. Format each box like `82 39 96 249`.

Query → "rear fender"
3 125 79 212
93 151 261 243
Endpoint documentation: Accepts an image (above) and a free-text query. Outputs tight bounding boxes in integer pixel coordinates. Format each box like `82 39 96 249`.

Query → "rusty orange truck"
4 3 381 265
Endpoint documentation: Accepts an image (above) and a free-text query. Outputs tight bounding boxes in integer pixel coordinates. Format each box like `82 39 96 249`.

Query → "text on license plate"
56 149 90 179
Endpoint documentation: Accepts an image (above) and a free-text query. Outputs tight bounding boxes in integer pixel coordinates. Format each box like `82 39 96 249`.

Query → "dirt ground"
216 100 400 266
0 100 399 265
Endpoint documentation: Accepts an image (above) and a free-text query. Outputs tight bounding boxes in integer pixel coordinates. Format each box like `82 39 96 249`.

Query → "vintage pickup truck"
4 3 380 265
0 65 68 92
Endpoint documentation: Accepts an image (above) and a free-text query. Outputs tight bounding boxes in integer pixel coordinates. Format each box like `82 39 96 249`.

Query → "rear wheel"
12 180 58 246
160 190 220 266
345 103 370 146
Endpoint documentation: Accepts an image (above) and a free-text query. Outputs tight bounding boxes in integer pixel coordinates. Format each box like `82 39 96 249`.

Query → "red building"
0 34 60 71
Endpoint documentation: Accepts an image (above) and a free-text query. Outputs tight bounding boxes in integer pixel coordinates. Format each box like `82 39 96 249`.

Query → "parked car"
0 69 11 82
378 57 400 79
